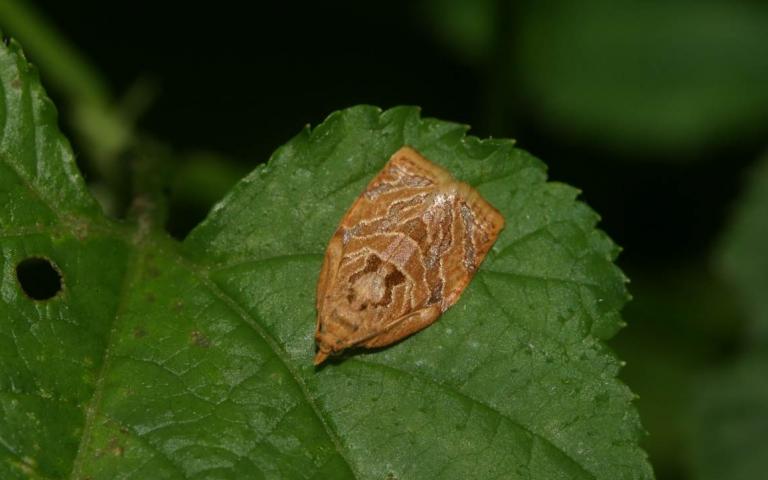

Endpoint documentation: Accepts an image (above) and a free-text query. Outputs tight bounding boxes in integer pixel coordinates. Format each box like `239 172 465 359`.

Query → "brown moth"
314 146 504 365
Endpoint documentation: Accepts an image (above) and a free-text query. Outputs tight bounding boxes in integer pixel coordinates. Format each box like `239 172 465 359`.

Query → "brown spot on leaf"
146 264 160 278
108 437 124 457
190 330 211 348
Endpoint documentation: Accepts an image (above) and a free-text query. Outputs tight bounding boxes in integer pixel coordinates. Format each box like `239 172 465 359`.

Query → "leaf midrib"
200 253 602 479
203 252 605 479
19 221 608 480
67 233 360 479
194 260 362 479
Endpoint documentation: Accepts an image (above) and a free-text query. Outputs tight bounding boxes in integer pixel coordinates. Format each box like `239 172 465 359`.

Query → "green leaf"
420 0 497 64
611 266 742 475
691 153 768 480
0 0 110 106
515 0 768 155
691 352 768 480
719 154 768 344
0 1 158 215
425 0 768 156
0 37 652 479
0 39 102 228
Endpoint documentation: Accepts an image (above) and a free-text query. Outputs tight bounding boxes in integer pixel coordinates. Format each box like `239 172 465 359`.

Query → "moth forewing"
314 146 504 365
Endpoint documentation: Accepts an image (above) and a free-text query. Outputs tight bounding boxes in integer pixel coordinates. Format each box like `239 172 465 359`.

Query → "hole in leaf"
16 257 63 300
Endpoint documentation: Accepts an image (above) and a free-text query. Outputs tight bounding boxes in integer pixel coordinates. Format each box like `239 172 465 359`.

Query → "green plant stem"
0 0 110 104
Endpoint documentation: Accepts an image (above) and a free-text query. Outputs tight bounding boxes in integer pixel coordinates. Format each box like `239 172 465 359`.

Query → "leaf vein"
482 269 601 290
193 267 361 479
352 358 597 480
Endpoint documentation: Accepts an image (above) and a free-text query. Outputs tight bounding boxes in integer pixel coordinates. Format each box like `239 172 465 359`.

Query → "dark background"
5 1 768 478
27 1 765 262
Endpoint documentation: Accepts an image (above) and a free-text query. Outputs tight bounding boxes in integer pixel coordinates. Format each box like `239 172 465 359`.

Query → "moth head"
313 347 331 365
314 311 354 365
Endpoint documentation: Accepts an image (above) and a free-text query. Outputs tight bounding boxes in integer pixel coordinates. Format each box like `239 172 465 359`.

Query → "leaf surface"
0 38 651 479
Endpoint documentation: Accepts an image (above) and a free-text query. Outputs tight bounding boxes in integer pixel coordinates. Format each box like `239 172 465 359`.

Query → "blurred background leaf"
718 154 768 342
688 152 768 480
612 266 742 478
425 0 768 159
691 352 768 480
423 0 497 64
514 0 768 157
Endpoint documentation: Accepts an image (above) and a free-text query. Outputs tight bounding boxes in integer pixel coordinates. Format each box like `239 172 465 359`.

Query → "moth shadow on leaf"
312 336 416 370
